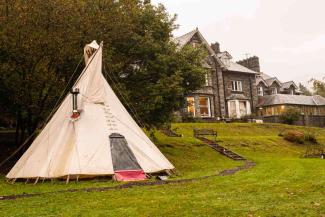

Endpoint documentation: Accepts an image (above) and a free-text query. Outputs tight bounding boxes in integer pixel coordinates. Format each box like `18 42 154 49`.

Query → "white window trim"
228 100 251 118
258 86 264 96
271 87 278 95
231 81 243 92
199 97 211 117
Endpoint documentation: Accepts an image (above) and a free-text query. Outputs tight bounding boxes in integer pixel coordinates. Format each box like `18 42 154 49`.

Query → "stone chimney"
236 56 260 72
211 42 220 54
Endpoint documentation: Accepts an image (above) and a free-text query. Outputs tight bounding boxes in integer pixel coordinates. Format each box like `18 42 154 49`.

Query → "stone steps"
196 137 246 161
160 129 182 137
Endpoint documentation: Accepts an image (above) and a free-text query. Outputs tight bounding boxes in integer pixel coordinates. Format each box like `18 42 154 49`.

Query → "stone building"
235 55 325 127
174 28 325 126
174 28 257 120
237 56 302 96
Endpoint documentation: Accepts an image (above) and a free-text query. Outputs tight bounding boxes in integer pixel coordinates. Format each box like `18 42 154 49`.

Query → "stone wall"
236 56 260 72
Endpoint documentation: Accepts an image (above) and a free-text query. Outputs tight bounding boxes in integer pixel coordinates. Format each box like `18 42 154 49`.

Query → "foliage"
310 78 325 97
304 131 318 144
282 130 305 144
0 0 207 145
280 129 318 144
298 83 312 96
279 107 300 125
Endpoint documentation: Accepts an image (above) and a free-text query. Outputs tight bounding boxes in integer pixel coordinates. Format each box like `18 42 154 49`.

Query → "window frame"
258 86 264 96
199 96 211 117
271 87 278 95
231 80 243 92
186 97 196 117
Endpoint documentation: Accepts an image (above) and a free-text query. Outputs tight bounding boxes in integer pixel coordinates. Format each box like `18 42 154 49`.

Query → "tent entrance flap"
109 133 146 181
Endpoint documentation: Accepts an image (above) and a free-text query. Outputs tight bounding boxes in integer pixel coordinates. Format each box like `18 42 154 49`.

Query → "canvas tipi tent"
6 41 174 182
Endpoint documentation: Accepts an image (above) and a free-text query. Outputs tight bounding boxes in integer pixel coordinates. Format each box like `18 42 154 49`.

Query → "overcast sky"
152 0 325 85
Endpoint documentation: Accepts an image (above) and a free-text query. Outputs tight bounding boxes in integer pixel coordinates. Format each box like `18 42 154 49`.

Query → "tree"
0 0 207 145
311 79 325 97
298 83 311 96
279 107 300 125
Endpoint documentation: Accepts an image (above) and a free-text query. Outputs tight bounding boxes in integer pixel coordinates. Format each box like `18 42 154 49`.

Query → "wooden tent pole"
33 177 39 185
66 175 70 184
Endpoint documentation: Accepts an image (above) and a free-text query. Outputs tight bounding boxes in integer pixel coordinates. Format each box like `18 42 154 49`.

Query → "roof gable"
174 28 225 67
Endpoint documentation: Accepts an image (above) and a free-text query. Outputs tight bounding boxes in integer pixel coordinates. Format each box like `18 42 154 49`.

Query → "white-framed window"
199 97 211 117
271 87 277 95
186 97 195 117
231 81 243 92
227 100 251 118
258 86 264 96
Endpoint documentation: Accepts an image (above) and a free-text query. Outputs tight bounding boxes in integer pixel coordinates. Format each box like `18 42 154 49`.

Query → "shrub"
304 132 317 144
279 107 300 125
282 130 318 144
283 130 305 144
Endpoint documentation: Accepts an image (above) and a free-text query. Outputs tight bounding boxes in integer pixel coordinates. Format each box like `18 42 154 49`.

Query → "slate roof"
226 61 257 74
173 29 197 47
257 94 325 107
174 29 257 73
217 52 257 74
256 76 268 86
265 77 282 86
282 81 298 89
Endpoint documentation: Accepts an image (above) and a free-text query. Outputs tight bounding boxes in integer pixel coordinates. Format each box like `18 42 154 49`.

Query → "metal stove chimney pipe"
71 88 80 112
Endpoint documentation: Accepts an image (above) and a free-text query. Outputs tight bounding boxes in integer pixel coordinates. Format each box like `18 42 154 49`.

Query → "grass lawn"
0 123 324 216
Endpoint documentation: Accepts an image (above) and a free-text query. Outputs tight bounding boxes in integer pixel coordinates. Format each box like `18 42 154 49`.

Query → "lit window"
199 97 211 117
271 87 277 95
186 97 195 117
231 81 243 92
258 86 264 96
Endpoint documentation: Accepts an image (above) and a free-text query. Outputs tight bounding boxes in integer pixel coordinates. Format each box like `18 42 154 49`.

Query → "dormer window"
231 81 243 92
271 87 277 95
258 86 264 96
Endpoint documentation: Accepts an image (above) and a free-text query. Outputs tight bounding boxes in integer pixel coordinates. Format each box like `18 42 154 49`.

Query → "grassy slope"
0 123 324 216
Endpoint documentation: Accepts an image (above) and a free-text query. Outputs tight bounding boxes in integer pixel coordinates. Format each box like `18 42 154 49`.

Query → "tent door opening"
109 133 146 181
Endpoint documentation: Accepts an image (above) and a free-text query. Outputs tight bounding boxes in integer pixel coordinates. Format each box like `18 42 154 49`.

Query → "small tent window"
231 81 242 92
